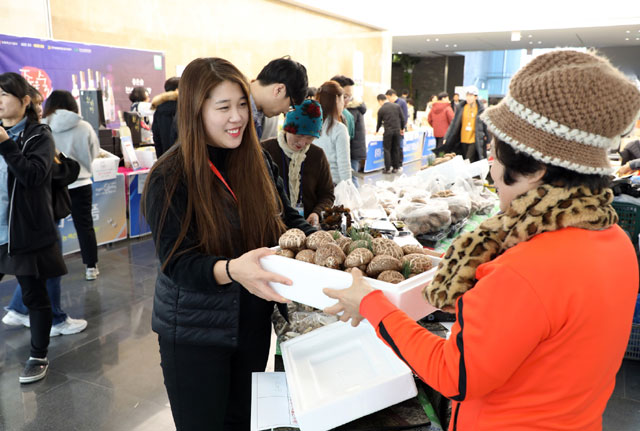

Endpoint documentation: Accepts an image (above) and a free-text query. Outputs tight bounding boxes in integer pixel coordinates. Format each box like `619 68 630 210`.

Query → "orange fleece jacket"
361 226 638 431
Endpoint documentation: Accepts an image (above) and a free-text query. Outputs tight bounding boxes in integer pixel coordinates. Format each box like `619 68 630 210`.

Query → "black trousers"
1 274 51 358
383 130 403 170
158 291 273 431
69 184 98 267
462 142 479 162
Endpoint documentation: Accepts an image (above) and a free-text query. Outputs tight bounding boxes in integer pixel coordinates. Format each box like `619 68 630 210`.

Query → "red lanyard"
208 160 237 202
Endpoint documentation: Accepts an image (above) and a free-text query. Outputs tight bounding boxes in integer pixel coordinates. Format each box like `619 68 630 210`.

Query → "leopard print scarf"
424 185 618 309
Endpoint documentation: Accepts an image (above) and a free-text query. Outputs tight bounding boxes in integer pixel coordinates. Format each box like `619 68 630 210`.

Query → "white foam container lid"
261 252 440 320
281 320 418 431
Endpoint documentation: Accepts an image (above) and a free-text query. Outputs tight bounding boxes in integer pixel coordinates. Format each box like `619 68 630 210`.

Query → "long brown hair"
316 80 344 132
143 58 286 266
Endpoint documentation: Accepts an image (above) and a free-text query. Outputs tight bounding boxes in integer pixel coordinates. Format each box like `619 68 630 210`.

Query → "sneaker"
392 167 403 174
19 357 49 384
382 168 392 174
2 310 30 328
85 267 99 280
50 316 88 337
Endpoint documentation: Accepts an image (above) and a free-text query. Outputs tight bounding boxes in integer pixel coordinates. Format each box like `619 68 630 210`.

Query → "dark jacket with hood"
146 146 316 347
151 90 178 158
0 119 58 255
347 100 367 161
442 100 489 159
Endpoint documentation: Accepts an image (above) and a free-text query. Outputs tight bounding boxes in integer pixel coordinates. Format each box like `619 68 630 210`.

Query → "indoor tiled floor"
0 236 639 430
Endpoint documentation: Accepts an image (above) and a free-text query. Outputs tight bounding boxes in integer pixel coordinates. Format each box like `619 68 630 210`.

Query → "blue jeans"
6 277 67 325
350 159 360 187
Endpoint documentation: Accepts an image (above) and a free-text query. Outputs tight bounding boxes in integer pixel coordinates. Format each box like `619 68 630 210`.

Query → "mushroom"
378 270 405 284
305 230 336 250
336 237 353 255
366 255 402 277
344 248 374 268
402 244 426 255
295 249 316 263
371 238 404 260
348 239 371 254
279 228 307 252
276 249 295 258
402 253 434 274
314 243 346 269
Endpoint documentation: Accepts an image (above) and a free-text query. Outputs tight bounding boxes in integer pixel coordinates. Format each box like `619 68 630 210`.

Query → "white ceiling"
280 0 640 54
394 25 640 56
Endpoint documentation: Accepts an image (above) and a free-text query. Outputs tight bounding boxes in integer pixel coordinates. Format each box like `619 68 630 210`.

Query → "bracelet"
226 259 236 284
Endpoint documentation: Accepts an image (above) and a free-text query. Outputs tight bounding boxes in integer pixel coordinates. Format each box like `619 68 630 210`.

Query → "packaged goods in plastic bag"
453 178 497 215
432 192 472 224
334 179 363 210
377 189 400 215
396 199 451 235
416 155 469 186
359 184 381 209
272 302 339 343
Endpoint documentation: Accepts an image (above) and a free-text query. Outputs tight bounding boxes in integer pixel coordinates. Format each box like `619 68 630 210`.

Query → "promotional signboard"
127 171 151 238
421 128 437 158
60 175 127 255
364 131 426 172
0 33 165 128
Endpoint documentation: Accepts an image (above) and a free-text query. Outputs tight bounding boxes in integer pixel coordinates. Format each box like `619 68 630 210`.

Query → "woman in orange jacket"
324 50 640 431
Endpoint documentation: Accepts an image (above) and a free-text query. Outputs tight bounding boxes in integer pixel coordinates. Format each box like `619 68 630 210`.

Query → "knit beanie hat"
283 99 323 138
481 50 640 175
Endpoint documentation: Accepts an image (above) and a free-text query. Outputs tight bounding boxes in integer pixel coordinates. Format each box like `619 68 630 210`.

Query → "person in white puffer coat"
42 90 100 280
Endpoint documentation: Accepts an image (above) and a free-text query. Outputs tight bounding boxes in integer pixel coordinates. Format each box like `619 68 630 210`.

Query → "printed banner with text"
0 33 165 128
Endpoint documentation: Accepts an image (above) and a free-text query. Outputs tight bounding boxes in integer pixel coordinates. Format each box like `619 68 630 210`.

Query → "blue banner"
363 130 426 172
127 171 151 238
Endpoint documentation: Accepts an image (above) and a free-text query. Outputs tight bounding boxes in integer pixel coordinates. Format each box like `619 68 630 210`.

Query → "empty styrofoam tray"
280 320 418 431
260 253 440 320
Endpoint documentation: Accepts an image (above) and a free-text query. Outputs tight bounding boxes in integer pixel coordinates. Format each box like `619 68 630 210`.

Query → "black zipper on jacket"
379 322 422 379
452 402 461 431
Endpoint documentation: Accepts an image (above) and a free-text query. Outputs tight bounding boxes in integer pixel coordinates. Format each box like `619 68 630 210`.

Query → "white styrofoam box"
261 255 353 311
372 258 440 321
92 149 120 182
260 253 440 320
281 320 418 431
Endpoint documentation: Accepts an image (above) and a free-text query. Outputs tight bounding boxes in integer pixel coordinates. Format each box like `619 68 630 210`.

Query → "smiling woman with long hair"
142 57 314 430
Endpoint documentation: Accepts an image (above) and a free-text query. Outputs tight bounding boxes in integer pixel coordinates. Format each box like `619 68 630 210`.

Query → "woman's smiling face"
202 80 249 149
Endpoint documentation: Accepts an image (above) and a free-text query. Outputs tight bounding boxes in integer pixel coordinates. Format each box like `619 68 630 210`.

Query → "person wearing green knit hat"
262 99 335 227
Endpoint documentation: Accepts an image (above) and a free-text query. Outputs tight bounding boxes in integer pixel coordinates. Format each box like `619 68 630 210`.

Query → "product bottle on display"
79 71 86 91
107 79 116 123
95 71 101 90
72 74 82 116
101 76 111 122
88 68 95 90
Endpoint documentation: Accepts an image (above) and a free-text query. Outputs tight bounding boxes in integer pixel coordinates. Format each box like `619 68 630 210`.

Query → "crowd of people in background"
1 49 638 431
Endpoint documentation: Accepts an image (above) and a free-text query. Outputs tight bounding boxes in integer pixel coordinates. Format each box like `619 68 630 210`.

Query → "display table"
364 128 435 173
119 167 152 238
60 173 127 255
